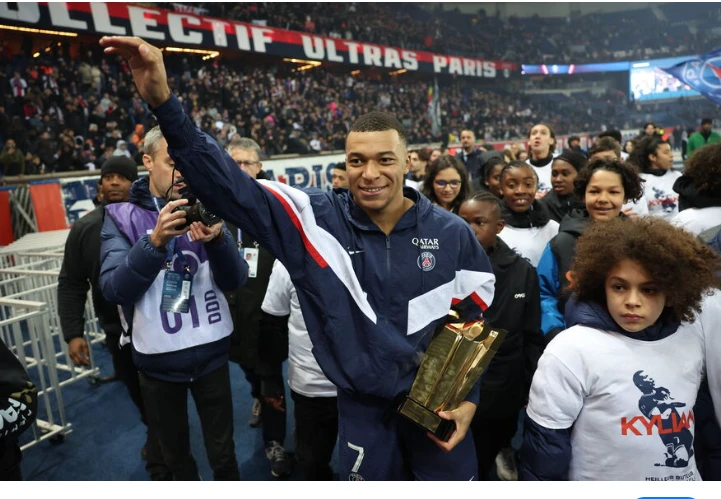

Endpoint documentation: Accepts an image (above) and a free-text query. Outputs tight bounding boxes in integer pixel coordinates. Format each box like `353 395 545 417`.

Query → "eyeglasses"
435 180 462 188
236 160 260 168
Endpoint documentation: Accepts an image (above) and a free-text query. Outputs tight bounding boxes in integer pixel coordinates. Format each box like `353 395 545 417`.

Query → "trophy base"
396 397 456 442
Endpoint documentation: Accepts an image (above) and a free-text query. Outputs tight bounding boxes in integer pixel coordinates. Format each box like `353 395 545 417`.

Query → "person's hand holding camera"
150 198 189 250
188 221 223 244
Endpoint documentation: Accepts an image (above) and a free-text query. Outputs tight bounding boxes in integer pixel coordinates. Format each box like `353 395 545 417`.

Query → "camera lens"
198 205 220 227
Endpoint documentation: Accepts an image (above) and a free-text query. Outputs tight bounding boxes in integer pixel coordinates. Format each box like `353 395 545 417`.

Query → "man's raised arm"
99 36 311 274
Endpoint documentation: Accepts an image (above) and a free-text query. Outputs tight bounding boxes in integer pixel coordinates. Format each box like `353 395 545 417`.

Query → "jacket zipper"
385 235 391 274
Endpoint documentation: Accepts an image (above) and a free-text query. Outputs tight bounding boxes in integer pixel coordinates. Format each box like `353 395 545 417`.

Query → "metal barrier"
0 230 107 450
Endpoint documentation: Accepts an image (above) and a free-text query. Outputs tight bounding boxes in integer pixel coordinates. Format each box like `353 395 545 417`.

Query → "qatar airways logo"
411 238 439 250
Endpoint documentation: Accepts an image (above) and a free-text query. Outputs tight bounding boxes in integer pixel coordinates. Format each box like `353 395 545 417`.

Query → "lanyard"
152 196 190 270
236 227 258 249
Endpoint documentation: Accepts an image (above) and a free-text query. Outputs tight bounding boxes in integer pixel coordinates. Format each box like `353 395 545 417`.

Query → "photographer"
98 126 248 481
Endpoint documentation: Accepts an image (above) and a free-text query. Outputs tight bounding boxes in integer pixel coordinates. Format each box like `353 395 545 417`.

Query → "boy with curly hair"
521 217 721 480
537 158 644 343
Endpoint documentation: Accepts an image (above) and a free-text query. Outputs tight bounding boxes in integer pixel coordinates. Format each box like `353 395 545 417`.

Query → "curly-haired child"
521 216 721 480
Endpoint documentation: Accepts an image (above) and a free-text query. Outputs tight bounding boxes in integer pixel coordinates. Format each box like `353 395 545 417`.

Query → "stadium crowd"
2 42 719 179
174 2 721 64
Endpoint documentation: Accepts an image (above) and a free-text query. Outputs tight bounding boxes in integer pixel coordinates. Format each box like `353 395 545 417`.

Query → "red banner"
28 181 68 232
0 2 517 78
0 188 14 246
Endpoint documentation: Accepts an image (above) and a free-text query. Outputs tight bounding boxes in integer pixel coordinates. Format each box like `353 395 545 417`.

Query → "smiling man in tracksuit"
100 35 496 481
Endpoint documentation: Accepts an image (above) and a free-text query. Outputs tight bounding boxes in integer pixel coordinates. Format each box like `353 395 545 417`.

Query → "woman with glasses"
422 155 470 214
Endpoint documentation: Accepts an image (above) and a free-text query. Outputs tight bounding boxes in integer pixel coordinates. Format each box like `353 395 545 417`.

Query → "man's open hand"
99 36 172 108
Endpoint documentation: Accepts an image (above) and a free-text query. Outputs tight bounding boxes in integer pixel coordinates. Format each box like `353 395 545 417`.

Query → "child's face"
584 170 625 222
605 259 668 333
484 163 504 197
551 159 577 196
502 166 537 213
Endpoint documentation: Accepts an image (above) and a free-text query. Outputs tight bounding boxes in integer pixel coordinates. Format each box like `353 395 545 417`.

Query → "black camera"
171 179 221 230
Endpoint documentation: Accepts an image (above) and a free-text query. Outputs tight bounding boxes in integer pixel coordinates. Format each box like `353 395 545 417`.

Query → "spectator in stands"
113 140 132 158
0 139 25 176
429 148 442 162
687 118 721 158
422 155 470 214
131 124 146 149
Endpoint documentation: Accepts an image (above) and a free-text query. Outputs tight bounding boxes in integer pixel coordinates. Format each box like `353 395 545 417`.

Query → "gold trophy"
396 312 507 441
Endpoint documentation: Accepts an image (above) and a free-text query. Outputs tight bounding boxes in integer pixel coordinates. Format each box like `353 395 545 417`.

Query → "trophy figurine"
396 311 507 441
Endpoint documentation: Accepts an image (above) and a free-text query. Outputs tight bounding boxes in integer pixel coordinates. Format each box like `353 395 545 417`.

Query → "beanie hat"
554 150 587 172
100 155 139 182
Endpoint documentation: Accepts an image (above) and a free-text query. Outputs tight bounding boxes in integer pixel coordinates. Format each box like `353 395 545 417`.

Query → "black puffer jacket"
476 238 544 416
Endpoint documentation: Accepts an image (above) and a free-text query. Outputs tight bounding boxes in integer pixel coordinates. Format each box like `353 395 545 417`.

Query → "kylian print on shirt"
626 370 695 469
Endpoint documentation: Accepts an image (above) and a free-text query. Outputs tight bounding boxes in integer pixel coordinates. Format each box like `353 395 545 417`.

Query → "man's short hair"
349 112 407 147
334 161 346 171
143 126 165 159
702 118 713 126
227 136 261 160
568 135 580 145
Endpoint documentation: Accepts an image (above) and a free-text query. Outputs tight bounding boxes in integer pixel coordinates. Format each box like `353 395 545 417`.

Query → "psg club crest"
417 252 436 272
662 47 721 105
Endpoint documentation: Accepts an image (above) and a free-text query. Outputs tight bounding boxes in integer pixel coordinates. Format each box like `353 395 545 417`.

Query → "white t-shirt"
261 260 337 397
528 323 704 481
622 197 650 218
700 292 721 431
640 170 682 221
498 221 559 267
526 156 554 199
671 207 721 236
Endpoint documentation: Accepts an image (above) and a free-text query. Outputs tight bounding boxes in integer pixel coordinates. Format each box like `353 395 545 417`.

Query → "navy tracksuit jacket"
150 94 496 480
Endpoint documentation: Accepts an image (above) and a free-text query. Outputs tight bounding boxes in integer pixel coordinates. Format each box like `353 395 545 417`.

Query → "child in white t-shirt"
522 217 720 481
